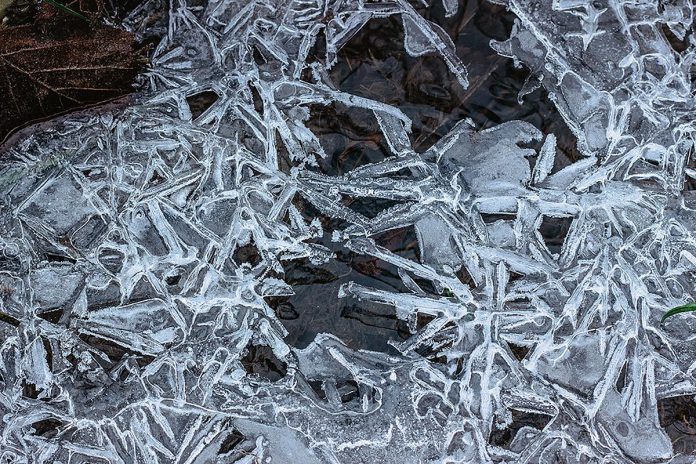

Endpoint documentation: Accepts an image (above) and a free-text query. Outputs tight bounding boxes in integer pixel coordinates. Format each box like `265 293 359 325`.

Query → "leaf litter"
0 0 148 142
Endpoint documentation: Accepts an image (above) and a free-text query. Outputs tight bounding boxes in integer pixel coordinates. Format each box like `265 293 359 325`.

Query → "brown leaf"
0 4 147 143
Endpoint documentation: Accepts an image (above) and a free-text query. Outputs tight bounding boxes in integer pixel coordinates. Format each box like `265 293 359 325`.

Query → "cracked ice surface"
0 0 695 462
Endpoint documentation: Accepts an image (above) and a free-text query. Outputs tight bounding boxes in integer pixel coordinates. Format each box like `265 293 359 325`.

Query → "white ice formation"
0 0 695 462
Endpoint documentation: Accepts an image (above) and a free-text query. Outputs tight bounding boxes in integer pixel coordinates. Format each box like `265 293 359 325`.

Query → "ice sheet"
0 0 694 462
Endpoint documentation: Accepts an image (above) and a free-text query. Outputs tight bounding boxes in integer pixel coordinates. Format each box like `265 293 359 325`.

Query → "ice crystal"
0 0 695 462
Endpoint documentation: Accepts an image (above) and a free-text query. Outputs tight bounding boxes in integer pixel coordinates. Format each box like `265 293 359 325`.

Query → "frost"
0 0 695 462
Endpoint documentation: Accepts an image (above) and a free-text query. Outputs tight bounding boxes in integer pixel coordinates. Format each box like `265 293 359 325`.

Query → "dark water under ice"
277 0 577 357
262 0 696 453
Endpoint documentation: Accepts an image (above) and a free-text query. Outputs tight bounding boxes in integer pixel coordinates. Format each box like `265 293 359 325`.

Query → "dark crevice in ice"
186 90 219 120
538 216 573 255
233 241 262 268
30 418 65 439
507 342 531 361
218 429 246 455
489 409 553 449
308 103 391 176
240 344 287 382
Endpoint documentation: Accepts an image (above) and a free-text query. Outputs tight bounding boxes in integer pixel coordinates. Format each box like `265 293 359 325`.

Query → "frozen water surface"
0 0 695 462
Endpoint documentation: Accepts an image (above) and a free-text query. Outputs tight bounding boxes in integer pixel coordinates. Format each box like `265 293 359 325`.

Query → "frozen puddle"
0 0 695 462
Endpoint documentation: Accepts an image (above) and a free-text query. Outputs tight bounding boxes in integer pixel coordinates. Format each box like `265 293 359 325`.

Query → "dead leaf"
0 3 148 143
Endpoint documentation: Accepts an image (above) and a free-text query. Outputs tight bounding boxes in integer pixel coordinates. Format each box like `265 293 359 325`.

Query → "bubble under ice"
0 0 695 462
